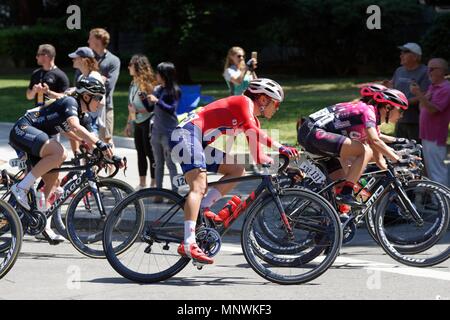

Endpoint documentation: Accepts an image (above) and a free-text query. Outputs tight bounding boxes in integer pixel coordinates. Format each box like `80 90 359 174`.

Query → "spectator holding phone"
148 62 180 193
382 43 430 142
223 47 257 96
410 58 450 186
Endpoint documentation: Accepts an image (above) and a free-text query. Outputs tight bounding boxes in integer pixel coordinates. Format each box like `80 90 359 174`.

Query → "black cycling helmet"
76 76 106 98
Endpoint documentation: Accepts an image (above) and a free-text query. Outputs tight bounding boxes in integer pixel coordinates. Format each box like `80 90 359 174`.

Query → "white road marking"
220 244 450 281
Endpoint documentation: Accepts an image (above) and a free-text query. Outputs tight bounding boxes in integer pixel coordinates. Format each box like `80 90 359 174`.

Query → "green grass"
1 71 448 145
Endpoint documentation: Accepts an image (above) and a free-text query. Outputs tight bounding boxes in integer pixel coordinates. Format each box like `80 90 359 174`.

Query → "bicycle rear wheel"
66 178 134 258
103 188 190 283
374 181 450 267
0 199 22 279
242 188 342 285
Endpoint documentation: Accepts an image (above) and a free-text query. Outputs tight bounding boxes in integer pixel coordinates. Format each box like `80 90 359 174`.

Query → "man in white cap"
383 42 430 142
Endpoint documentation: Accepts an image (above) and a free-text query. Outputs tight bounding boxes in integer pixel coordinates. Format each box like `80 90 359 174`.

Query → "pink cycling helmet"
360 83 388 98
373 88 408 110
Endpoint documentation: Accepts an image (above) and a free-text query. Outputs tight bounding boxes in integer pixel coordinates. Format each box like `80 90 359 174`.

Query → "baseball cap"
68 47 95 59
398 43 422 56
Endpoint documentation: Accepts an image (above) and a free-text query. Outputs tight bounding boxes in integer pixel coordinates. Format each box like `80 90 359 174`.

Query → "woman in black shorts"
9 77 113 212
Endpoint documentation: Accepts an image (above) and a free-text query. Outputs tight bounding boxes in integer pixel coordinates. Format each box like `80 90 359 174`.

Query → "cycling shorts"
170 122 225 174
9 117 49 165
298 118 347 158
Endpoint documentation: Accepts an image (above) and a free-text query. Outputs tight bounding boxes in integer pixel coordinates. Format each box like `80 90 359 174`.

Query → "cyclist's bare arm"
66 117 112 156
366 127 399 162
379 133 397 144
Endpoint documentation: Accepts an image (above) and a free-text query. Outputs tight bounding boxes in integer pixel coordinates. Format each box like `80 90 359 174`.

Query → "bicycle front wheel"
374 180 450 267
241 188 342 285
103 188 190 283
0 199 23 279
66 178 134 258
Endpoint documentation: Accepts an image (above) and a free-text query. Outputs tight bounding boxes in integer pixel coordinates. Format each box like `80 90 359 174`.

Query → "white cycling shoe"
35 227 65 243
11 184 31 211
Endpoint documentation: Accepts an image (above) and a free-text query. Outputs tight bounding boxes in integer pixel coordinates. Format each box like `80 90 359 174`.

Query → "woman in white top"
223 46 257 96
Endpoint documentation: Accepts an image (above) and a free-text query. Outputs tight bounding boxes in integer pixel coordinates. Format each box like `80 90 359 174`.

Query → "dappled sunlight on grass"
284 82 357 93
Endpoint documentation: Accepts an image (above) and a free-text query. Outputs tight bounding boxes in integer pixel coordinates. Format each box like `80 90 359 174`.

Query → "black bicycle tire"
66 178 135 258
374 181 450 267
0 199 23 280
103 188 190 283
241 188 342 285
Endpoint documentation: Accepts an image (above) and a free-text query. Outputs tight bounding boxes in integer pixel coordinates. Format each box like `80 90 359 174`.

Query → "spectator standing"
125 55 157 189
26 44 70 104
410 58 450 186
383 43 430 141
148 62 180 193
87 28 121 147
223 46 257 96
69 47 105 136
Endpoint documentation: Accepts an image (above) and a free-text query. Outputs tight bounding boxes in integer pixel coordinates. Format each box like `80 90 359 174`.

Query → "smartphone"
251 51 258 60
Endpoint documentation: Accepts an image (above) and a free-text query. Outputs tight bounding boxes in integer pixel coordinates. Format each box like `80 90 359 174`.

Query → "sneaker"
11 184 30 211
177 242 214 264
336 193 363 207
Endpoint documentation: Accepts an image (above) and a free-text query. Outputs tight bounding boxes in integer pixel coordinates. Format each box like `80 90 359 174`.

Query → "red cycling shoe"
177 242 214 264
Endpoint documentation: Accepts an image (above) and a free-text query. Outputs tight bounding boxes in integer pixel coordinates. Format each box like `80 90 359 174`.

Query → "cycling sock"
18 172 36 191
200 188 222 209
340 181 355 196
184 220 197 244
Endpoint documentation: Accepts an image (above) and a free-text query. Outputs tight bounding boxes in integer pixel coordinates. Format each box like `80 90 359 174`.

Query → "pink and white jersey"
308 101 380 142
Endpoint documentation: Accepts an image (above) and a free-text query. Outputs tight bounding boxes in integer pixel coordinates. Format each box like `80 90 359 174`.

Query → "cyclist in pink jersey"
298 85 408 206
170 78 299 264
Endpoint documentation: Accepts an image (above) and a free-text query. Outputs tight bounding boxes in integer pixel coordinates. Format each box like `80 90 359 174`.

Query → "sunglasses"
401 50 412 54
91 95 103 102
273 100 280 111
236 55 245 58
36 53 46 57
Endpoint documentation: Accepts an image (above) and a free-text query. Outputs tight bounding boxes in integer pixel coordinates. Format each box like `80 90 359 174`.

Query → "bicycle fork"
268 184 295 241
392 181 424 226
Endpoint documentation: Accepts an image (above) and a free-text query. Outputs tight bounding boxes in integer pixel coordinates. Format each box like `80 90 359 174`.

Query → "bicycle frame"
148 170 295 243
314 163 424 226
3 163 106 221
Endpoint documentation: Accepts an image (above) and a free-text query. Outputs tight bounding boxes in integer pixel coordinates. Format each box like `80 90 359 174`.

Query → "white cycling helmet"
247 78 284 102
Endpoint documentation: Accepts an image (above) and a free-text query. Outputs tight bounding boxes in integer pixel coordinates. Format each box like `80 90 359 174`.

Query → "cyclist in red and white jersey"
298 85 408 206
170 78 298 264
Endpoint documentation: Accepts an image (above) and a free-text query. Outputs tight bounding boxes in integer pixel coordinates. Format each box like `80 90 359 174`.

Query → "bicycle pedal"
192 260 207 270
144 245 152 254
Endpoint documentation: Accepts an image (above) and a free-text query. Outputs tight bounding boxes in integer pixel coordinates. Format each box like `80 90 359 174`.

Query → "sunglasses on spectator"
236 54 245 58
401 50 411 54
36 53 46 57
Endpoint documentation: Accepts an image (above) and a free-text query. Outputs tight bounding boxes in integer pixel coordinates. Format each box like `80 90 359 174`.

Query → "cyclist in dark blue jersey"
9 77 113 212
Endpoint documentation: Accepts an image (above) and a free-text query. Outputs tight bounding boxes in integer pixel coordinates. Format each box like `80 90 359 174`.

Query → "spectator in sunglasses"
223 46 257 96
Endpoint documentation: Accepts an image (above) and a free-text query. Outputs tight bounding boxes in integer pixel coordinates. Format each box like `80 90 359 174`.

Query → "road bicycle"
269 142 450 267
1 148 134 258
103 156 343 285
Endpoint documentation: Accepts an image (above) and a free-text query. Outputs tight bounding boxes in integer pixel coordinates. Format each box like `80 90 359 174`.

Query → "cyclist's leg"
215 163 246 195
339 138 372 184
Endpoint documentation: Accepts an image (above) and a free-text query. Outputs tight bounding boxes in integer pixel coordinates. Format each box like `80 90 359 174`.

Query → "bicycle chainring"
196 227 222 257
24 210 47 235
